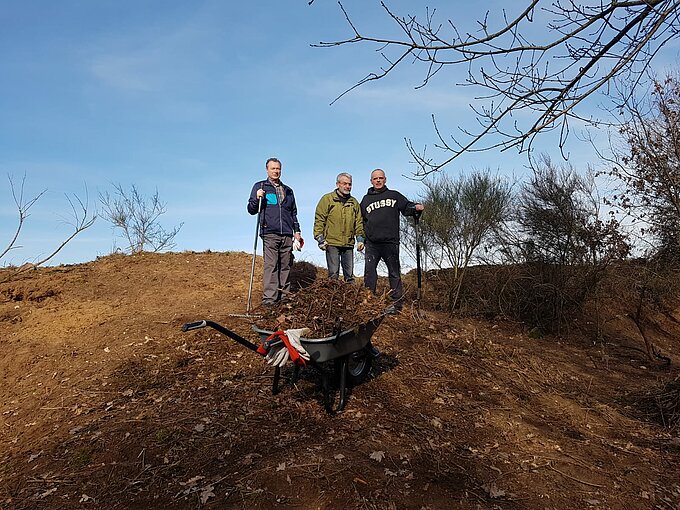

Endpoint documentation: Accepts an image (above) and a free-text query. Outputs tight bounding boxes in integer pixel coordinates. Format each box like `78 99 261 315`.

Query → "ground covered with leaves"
1 252 679 509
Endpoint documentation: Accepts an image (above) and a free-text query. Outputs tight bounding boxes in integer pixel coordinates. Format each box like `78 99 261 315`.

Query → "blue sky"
1 1 677 269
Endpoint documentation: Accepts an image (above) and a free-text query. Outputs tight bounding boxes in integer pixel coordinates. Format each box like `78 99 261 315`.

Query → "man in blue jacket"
360 168 424 314
247 158 302 306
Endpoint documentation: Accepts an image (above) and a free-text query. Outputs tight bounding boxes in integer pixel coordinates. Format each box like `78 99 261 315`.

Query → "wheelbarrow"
181 316 384 413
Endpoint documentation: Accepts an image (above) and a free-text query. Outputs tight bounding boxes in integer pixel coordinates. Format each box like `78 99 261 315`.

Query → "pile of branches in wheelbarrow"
254 279 391 337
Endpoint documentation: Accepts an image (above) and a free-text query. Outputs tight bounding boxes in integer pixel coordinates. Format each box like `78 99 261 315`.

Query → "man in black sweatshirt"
360 169 424 314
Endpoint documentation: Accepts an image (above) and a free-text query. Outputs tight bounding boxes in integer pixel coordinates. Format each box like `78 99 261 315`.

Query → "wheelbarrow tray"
252 316 383 363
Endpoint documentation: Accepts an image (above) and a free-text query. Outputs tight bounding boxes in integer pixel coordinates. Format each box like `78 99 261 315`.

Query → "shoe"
385 305 401 315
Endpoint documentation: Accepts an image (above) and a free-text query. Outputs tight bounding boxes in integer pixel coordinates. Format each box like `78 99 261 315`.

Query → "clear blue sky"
1 1 676 268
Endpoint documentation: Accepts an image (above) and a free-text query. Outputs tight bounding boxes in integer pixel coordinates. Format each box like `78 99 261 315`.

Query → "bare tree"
0 174 46 260
1 175 96 271
603 74 680 261
99 184 183 254
32 189 97 269
493 156 629 333
316 1 680 176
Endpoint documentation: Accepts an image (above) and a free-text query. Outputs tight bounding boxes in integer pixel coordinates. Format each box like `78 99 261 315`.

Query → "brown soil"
0 251 678 510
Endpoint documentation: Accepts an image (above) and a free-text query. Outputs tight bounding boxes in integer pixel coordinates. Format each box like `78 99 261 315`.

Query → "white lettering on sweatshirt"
366 198 397 214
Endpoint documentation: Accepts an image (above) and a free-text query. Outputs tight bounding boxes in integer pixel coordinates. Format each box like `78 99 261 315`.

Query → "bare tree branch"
0 174 46 260
28 186 97 269
99 184 183 254
316 0 680 177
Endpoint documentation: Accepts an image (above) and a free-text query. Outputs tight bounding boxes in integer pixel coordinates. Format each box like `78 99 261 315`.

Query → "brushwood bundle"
255 279 390 337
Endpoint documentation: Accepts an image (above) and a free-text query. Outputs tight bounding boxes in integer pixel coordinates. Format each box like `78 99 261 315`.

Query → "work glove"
316 235 328 251
285 328 311 362
293 236 304 251
356 236 365 252
265 344 290 367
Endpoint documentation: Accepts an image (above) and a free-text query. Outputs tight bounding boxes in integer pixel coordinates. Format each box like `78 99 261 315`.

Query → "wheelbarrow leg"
322 368 335 413
291 364 300 385
336 356 348 412
272 366 281 395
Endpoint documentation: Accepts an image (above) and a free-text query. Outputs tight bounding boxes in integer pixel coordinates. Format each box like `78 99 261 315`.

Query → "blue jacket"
247 179 301 237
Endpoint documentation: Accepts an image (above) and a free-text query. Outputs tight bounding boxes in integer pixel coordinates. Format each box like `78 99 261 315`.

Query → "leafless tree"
0 174 46 260
32 189 97 269
99 184 183 254
316 1 680 177
1 175 96 271
493 156 629 333
602 74 680 261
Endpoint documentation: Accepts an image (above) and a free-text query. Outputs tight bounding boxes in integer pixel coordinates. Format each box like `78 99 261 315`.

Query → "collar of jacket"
333 189 352 201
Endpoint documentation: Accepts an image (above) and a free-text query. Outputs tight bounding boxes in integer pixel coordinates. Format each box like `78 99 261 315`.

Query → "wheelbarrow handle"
182 320 207 332
181 320 260 353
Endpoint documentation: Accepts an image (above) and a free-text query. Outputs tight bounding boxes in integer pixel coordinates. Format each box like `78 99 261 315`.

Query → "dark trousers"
262 234 293 304
325 246 355 282
363 241 403 307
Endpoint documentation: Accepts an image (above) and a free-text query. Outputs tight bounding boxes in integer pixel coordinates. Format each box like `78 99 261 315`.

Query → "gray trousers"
325 245 355 282
262 234 294 304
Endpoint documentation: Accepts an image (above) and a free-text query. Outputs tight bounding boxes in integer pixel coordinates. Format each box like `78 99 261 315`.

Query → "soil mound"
0 251 678 509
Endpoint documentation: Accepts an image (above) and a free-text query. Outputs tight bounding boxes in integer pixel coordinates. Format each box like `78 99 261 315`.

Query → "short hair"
371 168 386 178
265 157 281 168
336 172 352 183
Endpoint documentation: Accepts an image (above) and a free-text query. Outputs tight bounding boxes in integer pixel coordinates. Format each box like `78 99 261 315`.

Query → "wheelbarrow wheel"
340 348 373 386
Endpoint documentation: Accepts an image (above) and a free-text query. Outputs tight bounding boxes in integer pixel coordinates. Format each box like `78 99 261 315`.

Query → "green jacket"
313 190 365 248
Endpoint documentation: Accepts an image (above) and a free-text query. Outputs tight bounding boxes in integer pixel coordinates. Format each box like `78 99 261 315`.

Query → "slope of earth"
0 252 678 510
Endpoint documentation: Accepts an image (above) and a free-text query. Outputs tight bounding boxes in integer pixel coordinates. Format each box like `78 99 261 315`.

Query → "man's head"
370 169 386 190
336 172 352 196
265 158 282 182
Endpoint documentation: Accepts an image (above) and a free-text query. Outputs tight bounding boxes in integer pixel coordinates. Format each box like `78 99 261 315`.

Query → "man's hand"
356 236 365 252
256 188 265 199
316 235 328 251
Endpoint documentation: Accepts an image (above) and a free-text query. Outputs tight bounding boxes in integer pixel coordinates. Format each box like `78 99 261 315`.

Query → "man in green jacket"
314 173 365 282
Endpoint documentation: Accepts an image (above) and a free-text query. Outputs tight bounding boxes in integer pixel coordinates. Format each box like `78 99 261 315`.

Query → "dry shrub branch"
254 279 391 337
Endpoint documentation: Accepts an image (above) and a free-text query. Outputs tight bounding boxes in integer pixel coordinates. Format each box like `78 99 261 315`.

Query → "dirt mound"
0 251 679 509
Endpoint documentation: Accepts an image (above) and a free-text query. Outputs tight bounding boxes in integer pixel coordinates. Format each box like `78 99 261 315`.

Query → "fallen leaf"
276 462 286 471
482 482 506 499
200 486 215 504
334 454 345 461
38 488 57 499
369 451 385 462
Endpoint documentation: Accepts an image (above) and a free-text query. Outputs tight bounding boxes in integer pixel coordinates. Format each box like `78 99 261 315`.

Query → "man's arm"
396 191 424 217
353 200 365 238
247 182 263 215
289 189 301 236
313 195 328 240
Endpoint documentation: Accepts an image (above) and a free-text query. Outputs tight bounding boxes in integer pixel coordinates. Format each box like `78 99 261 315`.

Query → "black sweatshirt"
360 186 417 244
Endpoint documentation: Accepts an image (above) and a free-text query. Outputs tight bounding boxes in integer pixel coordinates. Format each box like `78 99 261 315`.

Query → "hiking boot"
385 304 401 315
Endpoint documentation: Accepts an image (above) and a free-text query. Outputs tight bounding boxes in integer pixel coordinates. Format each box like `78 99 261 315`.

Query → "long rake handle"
415 213 422 301
247 196 263 313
